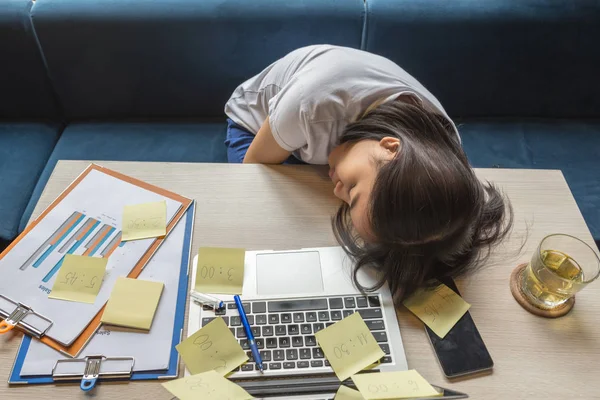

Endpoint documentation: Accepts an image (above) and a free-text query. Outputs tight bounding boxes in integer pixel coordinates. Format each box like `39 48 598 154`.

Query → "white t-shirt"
225 45 456 164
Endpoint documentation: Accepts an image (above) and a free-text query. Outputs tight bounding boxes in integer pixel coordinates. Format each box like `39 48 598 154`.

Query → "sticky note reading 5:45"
403 282 470 339
195 247 245 295
48 254 107 304
315 312 384 381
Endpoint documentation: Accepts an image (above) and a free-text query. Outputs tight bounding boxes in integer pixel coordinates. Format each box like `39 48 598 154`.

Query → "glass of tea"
522 234 600 309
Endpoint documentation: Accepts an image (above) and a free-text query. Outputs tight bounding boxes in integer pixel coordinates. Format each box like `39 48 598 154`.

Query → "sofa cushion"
0 123 61 240
20 122 228 231
364 0 600 119
0 0 59 119
460 120 600 242
31 0 365 120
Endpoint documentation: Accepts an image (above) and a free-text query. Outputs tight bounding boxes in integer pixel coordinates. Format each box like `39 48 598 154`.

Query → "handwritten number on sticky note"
403 282 470 339
195 248 245 295
175 318 245 376
192 333 228 372
194 334 213 350
333 332 369 359
368 384 388 394
367 380 419 394
121 201 166 241
186 377 209 391
334 344 350 359
199 265 235 282
409 380 419 392
48 254 107 304
86 276 98 289
127 216 162 230
162 370 253 400
423 287 456 323
61 271 99 289
352 370 439 399
314 312 384 381
424 304 438 322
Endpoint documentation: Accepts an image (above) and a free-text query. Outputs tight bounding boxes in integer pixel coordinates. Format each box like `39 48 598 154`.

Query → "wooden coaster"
510 263 575 318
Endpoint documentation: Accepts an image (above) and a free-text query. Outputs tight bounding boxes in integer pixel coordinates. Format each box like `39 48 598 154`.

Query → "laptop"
187 247 466 399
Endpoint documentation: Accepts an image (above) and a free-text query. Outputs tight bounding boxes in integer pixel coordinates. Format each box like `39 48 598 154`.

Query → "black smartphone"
425 277 493 378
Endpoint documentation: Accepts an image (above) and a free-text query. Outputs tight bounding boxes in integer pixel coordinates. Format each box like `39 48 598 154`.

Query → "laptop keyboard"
199 294 393 374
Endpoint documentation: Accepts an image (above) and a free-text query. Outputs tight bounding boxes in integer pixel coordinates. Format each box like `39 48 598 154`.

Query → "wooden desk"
1 161 599 400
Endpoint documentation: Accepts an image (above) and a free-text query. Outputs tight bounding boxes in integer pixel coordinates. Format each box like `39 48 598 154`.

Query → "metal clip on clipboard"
53 355 135 391
0 294 53 338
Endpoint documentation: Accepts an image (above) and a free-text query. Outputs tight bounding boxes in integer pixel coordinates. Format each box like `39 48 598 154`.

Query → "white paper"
0 168 183 346
20 207 190 375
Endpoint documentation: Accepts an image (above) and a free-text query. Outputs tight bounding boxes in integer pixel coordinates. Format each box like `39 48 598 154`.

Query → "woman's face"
328 138 400 241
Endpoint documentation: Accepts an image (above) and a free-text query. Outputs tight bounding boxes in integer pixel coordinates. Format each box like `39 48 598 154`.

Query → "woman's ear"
379 137 401 154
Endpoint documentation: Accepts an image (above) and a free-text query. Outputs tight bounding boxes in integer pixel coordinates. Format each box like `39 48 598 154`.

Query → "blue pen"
234 295 264 373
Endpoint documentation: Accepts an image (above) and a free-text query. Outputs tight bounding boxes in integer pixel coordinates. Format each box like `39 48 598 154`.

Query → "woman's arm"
243 118 292 164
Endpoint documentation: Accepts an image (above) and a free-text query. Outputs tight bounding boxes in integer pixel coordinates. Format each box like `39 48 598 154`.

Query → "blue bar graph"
32 214 86 268
19 211 84 271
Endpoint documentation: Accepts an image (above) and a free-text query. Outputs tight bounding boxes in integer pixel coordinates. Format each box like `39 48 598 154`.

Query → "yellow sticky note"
195 247 245 295
162 370 253 400
48 254 107 304
122 200 167 241
336 385 365 400
352 370 440 399
403 283 470 338
101 277 164 331
315 312 385 381
176 317 248 375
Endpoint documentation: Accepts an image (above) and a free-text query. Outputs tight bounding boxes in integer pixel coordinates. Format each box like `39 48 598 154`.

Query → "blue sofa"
1 0 599 247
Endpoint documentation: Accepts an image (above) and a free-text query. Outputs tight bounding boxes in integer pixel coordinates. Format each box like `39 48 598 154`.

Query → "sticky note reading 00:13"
48 254 107 304
402 282 470 338
315 312 384 381
352 370 440 399
176 317 248 375
122 200 167 241
195 247 245 295
161 370 253 400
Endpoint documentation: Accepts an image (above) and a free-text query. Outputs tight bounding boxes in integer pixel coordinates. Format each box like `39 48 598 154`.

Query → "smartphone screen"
425 278 493 378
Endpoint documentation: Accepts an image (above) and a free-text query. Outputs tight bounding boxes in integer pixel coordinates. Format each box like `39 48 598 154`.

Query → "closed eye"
347 183 356 198
350 192 360 210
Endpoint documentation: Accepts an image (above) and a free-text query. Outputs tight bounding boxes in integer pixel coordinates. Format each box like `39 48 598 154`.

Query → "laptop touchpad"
256 251 324 296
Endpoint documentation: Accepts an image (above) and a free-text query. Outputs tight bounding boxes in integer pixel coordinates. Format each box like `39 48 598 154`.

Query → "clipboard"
0 164 193 356
8 203 195 388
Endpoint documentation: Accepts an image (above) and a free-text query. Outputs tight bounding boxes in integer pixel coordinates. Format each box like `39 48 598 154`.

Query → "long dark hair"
332 101 513 302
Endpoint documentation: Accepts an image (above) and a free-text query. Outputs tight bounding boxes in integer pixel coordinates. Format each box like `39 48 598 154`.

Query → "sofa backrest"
0 0 59 120
364 0 600 119
31 0 365 121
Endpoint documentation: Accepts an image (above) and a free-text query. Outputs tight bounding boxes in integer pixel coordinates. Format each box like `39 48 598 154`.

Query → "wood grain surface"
1 161 598 400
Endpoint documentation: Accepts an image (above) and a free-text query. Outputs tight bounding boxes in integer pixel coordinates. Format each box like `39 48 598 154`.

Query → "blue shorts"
224 119 305 164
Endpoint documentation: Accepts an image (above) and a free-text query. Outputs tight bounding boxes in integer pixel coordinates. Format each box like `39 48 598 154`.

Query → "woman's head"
329 100 513 301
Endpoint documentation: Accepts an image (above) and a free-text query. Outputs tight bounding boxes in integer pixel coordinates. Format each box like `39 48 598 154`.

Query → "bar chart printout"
18 211 124 283
0 165 189 348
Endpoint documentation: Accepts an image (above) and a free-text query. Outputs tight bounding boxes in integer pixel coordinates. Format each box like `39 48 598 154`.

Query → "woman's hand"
243 117 292 164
